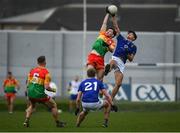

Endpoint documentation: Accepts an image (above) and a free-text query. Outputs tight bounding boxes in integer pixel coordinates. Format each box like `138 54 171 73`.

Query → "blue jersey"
113 34 137 63
78 78 104 103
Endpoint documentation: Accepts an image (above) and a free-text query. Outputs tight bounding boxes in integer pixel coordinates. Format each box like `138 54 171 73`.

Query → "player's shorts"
70 94 77 101
5 93 16 100
87 53 104 70
29 96 50 103
82 99 103 112
112 56 125 73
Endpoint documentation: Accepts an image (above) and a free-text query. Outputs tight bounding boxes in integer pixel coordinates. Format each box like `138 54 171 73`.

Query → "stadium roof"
0 0 180 31
0 8 56 24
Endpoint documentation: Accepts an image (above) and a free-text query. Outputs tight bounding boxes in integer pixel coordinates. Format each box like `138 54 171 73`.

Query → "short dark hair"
128 30 137 40
37 56 46 64
87 68 96 77
8 71 12 75
109 27 116 37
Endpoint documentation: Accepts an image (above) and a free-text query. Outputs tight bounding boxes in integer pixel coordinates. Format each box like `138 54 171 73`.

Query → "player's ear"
133 36 137 41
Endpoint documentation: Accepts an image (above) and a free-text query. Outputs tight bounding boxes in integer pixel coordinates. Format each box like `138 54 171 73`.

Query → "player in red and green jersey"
3 71 20 114
23 56 66 128
87 13 116 81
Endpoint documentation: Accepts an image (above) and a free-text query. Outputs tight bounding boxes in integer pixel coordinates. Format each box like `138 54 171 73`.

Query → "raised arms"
100 13 110 32
112 16 120 35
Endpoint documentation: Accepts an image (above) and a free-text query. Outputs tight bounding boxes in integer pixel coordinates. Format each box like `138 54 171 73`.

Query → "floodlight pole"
83 0 87 79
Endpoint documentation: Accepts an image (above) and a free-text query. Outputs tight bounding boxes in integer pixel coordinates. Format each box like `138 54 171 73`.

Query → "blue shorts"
70 94 77 101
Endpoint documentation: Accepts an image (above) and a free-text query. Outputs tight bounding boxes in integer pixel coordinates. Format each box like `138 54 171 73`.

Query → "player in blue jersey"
75 68 117 127
104 16 137 100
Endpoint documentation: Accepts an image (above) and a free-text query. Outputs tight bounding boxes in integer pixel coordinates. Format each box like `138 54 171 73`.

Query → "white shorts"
112 56 125 73
82 100 104 112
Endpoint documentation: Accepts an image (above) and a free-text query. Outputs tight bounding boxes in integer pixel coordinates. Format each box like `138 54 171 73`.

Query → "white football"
58 109 62 113
45 82 58 97
108 5 118 15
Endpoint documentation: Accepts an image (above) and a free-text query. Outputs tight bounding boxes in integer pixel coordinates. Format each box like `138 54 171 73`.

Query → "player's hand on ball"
106 6 115 16
111 13 115 17
75 108 80 116
106 6 110 14
106 5 118 17
111 105 118 112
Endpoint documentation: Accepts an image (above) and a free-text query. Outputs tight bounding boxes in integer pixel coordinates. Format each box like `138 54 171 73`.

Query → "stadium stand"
0 0 180 31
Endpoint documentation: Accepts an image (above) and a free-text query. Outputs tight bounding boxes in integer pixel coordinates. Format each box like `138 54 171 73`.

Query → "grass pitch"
0 97 180 132
0 111 180 132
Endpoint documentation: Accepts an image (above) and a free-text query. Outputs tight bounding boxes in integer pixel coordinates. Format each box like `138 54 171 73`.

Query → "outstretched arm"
112 16 120 35
100 13 110 32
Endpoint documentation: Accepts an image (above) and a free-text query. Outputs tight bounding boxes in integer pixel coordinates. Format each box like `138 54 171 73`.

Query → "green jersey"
27 66 51 99
92 31 115 57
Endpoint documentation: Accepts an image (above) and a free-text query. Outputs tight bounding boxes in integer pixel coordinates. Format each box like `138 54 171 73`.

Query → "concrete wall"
0 30 180 96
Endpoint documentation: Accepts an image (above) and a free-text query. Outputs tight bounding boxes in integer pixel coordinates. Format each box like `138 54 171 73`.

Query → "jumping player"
75 68 117 128
3 71 20 114
23 56 66 127
104 16 137 100
87 13 116 81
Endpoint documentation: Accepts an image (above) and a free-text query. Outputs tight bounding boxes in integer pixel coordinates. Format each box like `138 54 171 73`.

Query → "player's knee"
26 106 33 113
103 100 110 108
26 109 31 113
80 111 87 117
111 62 116 69
49 98 57 107
47 101 57 111
53 102 57 107
51 102 57 110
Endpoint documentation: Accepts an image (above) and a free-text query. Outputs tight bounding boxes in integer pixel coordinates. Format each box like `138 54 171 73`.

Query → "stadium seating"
0 0 180 31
